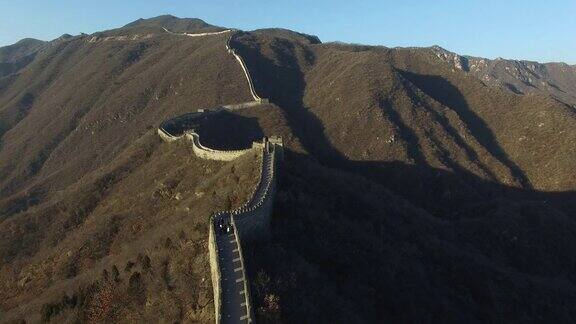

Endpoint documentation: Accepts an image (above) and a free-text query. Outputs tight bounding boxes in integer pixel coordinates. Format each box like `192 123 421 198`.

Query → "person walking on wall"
218 217 224 234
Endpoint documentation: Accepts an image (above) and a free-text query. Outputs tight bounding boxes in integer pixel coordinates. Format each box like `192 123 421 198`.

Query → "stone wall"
222 101 264 110
198 140 278 240
159 116 280 323
208 221 222 323
159 25 281 324
158 127 260 161
186 132 258 161
212 142 278 324
157 127 181 142
161 27 232 37
157 109 219 142
162 27 268 105
231 143 277 241
226 34 268 103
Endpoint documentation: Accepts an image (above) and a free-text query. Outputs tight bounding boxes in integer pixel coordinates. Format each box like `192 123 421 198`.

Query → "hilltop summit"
122 15 224 33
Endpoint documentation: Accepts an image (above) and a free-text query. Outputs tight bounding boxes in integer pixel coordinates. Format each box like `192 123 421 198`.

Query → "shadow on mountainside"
378 98 427 165
228 39 576 324
391 80 500 182
232 34 574 217
345 157 576 218
399 70 532 189
243 150 576 323
196 111 264 150
162 111 264 150
232 34 347 165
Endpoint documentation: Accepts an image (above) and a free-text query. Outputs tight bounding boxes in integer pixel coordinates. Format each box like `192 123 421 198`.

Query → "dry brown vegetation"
0 132 262 322
1 15 576 323
0 17 265 322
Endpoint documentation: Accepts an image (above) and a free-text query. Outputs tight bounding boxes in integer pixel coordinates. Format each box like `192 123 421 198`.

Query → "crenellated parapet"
159 109 280 324
157 111 264 162
187 132 262 161
225 33 269 104
209 139 279 324
163 26 268 105
159 26 281 324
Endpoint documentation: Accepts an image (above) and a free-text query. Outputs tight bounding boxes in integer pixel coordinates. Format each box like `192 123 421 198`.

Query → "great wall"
157 27 281 324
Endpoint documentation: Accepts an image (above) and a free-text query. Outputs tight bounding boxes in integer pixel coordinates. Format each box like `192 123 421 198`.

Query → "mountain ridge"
2 16 574 74
1 15 575 323
431 45 576 106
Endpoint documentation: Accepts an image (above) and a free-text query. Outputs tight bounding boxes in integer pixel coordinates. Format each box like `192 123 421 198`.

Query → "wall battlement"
226 34 268 103
159 26 280 324
161 27 233 37
159 109 280 323
209 139 279 324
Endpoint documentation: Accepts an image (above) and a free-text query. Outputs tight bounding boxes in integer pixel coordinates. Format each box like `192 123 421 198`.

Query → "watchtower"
269 136 284 160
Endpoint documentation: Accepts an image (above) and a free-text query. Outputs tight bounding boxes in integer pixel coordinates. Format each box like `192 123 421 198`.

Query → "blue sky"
0 0 574 64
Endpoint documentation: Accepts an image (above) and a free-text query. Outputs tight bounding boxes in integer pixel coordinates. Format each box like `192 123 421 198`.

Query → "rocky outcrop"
431 46 576 106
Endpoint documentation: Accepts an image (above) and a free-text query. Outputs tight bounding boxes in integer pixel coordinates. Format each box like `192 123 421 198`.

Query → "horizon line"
1 15 575 66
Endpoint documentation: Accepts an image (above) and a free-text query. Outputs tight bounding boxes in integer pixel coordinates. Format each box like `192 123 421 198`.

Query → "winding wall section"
225 35 266 103
159 27 281 324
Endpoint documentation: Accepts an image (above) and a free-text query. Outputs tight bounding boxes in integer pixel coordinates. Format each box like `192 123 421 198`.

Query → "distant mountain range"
432 46 576 106
3 16 575 106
